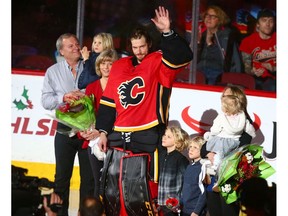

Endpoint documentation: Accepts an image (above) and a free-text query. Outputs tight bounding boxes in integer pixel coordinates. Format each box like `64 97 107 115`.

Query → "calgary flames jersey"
96 32 193 133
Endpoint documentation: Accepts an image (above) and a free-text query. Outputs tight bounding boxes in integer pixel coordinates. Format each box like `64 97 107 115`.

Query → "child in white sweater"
204 95 256 173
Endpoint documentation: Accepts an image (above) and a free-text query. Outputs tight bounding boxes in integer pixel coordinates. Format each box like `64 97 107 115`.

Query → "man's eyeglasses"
204 13 218 20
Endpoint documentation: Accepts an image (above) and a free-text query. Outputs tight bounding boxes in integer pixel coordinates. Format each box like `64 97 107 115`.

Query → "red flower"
58 103 70 113
234 154 260 188
165 196 181 215
166 197 179 208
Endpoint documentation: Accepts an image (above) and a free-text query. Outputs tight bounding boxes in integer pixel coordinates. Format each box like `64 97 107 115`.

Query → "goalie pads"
100 148 158 216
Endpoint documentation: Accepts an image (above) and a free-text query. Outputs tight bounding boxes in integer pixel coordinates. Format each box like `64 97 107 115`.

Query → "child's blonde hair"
221 95 242 115
167 126 190 152
92 32 114 51
222 85 247 112
189 136 206 150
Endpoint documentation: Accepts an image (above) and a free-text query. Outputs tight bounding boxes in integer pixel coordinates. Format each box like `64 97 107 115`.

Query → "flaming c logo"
181 106 261 134
118 77 145 109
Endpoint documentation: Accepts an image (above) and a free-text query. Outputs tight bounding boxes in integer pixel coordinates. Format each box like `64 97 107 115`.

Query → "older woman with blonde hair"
79 49 118 198
197 5 242 85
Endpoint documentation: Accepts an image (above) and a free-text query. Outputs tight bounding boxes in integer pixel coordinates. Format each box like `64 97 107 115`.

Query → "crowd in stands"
184 2 276 91
12 0 276 92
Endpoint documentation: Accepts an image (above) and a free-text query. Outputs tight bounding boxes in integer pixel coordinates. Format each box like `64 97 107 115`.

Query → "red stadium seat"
218 72 256 90
12 45 38 66
14 55 55 71
175 68 206 84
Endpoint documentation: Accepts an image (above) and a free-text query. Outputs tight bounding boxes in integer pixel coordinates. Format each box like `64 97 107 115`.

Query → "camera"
12 165 62 216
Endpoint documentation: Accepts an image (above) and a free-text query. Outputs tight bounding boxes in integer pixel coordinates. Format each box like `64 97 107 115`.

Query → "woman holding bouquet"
200 85 256 216
79 49 118 198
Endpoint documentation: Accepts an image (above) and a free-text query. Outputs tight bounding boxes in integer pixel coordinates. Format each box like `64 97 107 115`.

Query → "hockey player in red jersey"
96 6 193 216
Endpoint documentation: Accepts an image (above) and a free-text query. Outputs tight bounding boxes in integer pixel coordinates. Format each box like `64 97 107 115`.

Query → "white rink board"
11 74 277 183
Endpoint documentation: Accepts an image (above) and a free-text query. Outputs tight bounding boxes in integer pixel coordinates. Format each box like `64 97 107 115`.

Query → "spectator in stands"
197 5 243 85
239 9 276 91
41 33 94 216
78 33 114 90
79 49 118 198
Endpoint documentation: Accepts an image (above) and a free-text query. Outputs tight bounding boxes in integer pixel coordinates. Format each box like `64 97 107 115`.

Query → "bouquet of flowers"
165 196 181 216
54 95 96 135
216 144 276 204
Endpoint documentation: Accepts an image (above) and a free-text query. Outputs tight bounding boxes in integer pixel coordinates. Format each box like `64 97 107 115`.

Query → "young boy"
181 136 207 216
158 126 190 215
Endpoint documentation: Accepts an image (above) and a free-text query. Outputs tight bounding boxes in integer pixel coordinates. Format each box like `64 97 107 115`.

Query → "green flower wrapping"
55 95 96 131
216 144 276 204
